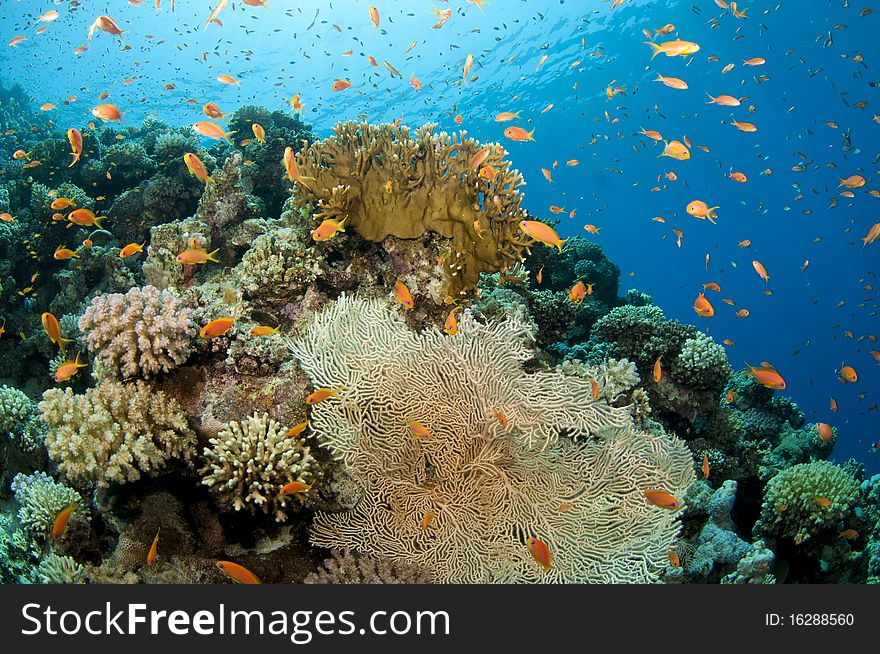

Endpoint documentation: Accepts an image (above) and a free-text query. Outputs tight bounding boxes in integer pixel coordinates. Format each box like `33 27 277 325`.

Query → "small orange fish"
51 197 75 210
251 123 265 144
284 420 309 439
42 312 73 352
53 246 79 261
444 306 462 335
813 497 831 509
744 361 786 390
331 79 352 91
817 422 833 442
407 420 432 441
590 379 599 400
53 352 88 382
702 453 710 479
394 279 414 309
200 317 234 339
659 140 690 160
643 490 680 510
92 103 124 122
838 529 859 540
694 293 715 317
279 481 313 495
730 171 747 183
176 247 219 265
653 357 662 383
146 528 160 567
752 260 770 283
306 387 343 405
192 121 235 143
569 281 587 305
312 216 347 242
830 397 838 412
119 242 145 258
52 503 76 539
420 510 436 531
519 220 566 251
667 550 681 567
527 537 551 571
216 561 261 584
250 325 280 337
837 364 858 383
504 126 536 142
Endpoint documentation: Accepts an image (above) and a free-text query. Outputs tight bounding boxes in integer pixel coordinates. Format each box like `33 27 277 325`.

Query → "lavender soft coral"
78 285 194 379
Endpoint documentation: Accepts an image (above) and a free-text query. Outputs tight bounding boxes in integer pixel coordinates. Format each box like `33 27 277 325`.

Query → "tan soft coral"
290 121 533 298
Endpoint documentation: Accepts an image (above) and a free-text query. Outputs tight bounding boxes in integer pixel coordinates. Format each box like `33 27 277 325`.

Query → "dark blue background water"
2 0 878 472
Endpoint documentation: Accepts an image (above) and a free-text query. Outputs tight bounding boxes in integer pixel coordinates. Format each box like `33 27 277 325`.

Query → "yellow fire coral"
288 295 695 583
289 121 533 298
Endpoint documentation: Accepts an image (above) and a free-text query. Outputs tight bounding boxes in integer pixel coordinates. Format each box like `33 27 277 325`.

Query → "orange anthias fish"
87 15 125 42
752 260 770 283
813 497 832 509
42 311 73 352
51 197 76 210
569 281 587 305
702 454 710 479
203 102 230 121
369 5 380 29
147 528 160 567
519 220 566 251
52 503 76 539
394 279 414 309
645 39 700 59
332 79 352 91
494 111 521 123
817 422 833 442
838 175 866 189
54 352 88 382
407 420 432 441
176 246 219 265
659 140 690 160
653 356 662 382
707 94 741 107
504 126 536 142
251 123 265 144
278 481 313 495
54 246 79 261
250 325 280 337
119 242 145 258
694 293 715 317
67 128 83 167
654 74 688 90
527 537 551 571
203 0 229 30
444 306 462 335
837 364 858 383
687 200 719 223
183 152 213 188
216 561 261 584
306 387 343 405
285 420 309 439
643 490 680 510
311 216 347 242
92 103 124 122
200 317 234 339
744 361 786 390
193 121 235 144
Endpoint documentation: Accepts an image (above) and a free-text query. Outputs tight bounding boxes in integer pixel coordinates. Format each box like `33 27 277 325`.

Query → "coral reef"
288 295 694 583
304 550 434 584
39 380 197 486
756 460 861 545
79 285 194 379
200 412 318 522
0 384 43 452
10 471 85 539
291 121 533 298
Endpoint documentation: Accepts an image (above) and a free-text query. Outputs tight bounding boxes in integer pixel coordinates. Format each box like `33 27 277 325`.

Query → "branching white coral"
200 412 317 522
288 295 694 583
79 285 194 379
39 380 197 486
10 472 86 539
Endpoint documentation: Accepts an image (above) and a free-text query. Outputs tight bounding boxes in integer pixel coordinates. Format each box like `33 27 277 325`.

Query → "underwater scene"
0 0 878 586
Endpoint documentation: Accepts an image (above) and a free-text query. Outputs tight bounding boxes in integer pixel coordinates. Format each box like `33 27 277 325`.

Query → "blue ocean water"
1 0 877 475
